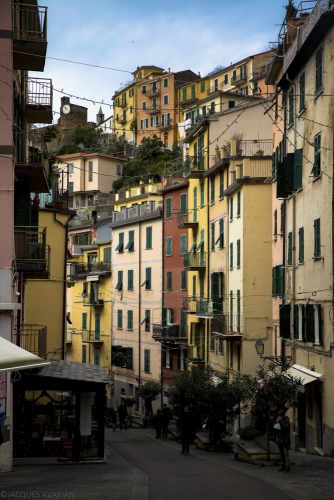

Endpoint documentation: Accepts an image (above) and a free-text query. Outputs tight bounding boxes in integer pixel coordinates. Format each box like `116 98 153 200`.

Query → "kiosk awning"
0 336 50 372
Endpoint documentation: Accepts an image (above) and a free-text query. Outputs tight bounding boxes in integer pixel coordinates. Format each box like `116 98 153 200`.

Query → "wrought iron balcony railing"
24 77 53 124
183 252 206 269
177 209 198 228
74 261 111 278
196 298 223 316
152 324 181 339
82 330 104 343
183 156 205 176
83 291 104 307
14 324 47 358
14 226 50 277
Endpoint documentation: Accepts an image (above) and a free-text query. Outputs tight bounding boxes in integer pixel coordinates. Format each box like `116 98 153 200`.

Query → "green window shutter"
180 193 187 214
210 327 215 351
200 182 204 206
229 291 233 331
230 197 233 220
230 242 233 269
88 161 93 181
90 283 96 304
126 347 133 369
115 346 122 367
166 198 172 218
294 148 303 190
211 223 215 251
317 306 322 345
211 272 219 298
237 191 241 215
237 290 241 333
146 267 151 289
315 46 323 92
166 236 172 256
82 345 86 363
298 227 304 263
116 270 123 290
181 271 187 290
182 88 186 101
279 304 291 339
312 134 321 176
181 309 187 337
103 247 111 262
145 310 150 332
314 218 321 257
95 314 100 340
127 310 133 330
276 161 285 198
286 154 294 196
288 231 292 265
128 270 134 290
294 305 299 339
280 203 284 233
167 271 172 290
125 230 134 251
117 310 123 329
272 267 276 296
219 171 224 198
194 323 200 358
192 275 196 297
115 232 124 252
146 226 152 249
82 313 87 330
144 349 150 372
274 209 277 236
237 239 240 268
305 304 315 342
218 218 224 248
211 178 215 203
162 308 167 326
299 73 305 111
193 187 197 221
180 234 187 254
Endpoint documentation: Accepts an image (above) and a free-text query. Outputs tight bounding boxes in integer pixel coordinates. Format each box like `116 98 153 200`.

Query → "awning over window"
86 275 99 282
0 336 50 372
285 364 323 385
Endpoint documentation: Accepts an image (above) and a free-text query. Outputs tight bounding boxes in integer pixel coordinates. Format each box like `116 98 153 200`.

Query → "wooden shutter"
126 347 133 369
211 272 219 298
294 305 299 339
117 310 123 329
286 153 294 196
146 226 152 248
237 290 241 333
146 267 151 289
95 314 100 340
276 161 285 198
82 345 86 363
305 304 315 342
294 148 303 190
127 310 133 330
299 227 304 263
237 239 240 267
180 193 187 214
279 304 291 339
82 313 87 330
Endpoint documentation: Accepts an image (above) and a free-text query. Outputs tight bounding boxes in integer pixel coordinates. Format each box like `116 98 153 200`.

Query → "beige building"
109 181 163 413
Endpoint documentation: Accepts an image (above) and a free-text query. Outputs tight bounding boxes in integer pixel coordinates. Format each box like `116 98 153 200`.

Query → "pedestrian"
111 409 117 431
161 403 172 437
275 409 291 473
179 406 193 455
153 409 163 439
118 400 128 430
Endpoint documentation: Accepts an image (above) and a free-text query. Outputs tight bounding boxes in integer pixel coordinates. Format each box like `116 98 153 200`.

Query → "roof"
57 152 126 162
158 181 189 193
132 65 164 75
36 360 109 384
0 336 50 372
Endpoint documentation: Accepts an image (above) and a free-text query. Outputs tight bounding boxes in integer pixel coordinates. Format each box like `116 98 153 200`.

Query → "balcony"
74 261 111 279
184 252 206 270
116 100 127 108
14 144 50 193
14 227 50 278
182 297 198 314
177 93 198 106
146 105 160 114
117 116 127 124
196 298 223 318
177 210 198 229
159 118 172 130
24 77 53 124
12 3 48 71
14 324 47 358
112 201 161 222
231 71 247 86
82 330 104 344
147 87 160 98
183 156 205 178
152 323 181 340
83 291 104 307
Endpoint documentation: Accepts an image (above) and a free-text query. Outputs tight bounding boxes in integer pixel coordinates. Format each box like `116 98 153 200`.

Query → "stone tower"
96 106 105 126
57 96 88 145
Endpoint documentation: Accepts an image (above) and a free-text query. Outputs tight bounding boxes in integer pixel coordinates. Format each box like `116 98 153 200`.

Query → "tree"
168 366 255 443
138 382 162 417
71 124 103 148
206 65 226 77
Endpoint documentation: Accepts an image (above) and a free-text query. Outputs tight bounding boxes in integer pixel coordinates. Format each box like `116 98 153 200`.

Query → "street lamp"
254 338 292 369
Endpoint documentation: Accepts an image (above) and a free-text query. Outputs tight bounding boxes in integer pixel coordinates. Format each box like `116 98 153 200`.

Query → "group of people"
111 401 129 431
153 404 173 439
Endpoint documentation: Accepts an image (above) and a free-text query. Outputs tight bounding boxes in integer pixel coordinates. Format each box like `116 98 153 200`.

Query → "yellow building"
109 180 163 414
66 218 112 403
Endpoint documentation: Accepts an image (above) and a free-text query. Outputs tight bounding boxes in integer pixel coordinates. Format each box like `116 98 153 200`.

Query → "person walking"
179 406 193 455
153 409 163 439
118 401 128 431
161 403 172 438
275 409 291 472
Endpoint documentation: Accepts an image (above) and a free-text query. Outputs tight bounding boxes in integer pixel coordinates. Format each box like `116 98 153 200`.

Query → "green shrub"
237 425 261 441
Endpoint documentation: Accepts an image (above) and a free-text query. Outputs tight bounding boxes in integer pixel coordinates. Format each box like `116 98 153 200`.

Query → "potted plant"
255 149 264 156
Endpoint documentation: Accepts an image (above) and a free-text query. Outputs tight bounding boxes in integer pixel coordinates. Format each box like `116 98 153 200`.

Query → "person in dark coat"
153 409 163 439
275 409 291 472
179 406 193 455
161 403 172 438
117 401 128 430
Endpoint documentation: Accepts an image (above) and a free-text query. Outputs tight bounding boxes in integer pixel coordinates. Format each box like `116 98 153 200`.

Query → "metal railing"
231 71 247 83
184 252 206 268
112 201 160 222
146 105 160 113
196 298 223 315
75 261 111 277
152 324 180 338
25 77 52 108
182 297 197 313
177 210 198 226
183 156 205 173
83 291 104 306
12 3 47 42
14 324 47 358
82 330 103 342
14 226 49 272
238 139 273 156
211 315 227 335
159 118 172 128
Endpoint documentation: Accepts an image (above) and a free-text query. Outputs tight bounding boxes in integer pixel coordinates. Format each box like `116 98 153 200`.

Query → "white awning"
285 364 323 385
0 336 50 372
86 275 99 282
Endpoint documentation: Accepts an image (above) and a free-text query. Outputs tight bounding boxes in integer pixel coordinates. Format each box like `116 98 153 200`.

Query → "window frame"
146 226 152 249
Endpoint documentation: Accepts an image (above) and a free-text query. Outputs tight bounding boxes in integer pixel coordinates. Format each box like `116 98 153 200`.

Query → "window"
288 87 294 126
165 198 172 218
167 271 172 291
116 164 122 176
124 230 134 252
214 78 218 91
116 270 123 291
228 100 235 109
95 313 101 340
236 239 241 268
68 163 74 174
180 234 187 254
315 46 323 93
294 148 303 190
180 193 187 215
191 85 195 98
88 161 93 182
163 78 168 88
210 101 216 112
142 267 152 289
253 81 258 94
312 134 321 176
229 291 233 332
181 271 187 290
280 203 284 233
314 218 321 258
115 232 124 253
224 74 228 84
166 236 172 256
272 265 283 296
193 187 198 222
216 218 224 248
151 116 159 126
82 345 86 363
299 72 305 112
237 290 241 333
128 270 134 291
199 274 204 298
200 82 205 93
82 312 87 330
182 88 187 101
163 95 169 105
200 182 204 206
210 178 215 204
202 105 207 116
129 88 134 97
142 85 146 94
142 101 146 110
229 197 233 221
94 348 100 366
144 349 150 372
162 113 170 126
219 171 224 198
294 304 304 341
240 86 248 95
230 242 233 269
146 226 152 249
279 304 291 339
117 310 123 329
305 304 322 344
298 227 304 264
274 209 278 237
237 191 241 216
82 282 88 297
68 182 74 193
127 310 133 330
140 119 148 129
288 231 293 265
192 275 196 297
211 222 215 252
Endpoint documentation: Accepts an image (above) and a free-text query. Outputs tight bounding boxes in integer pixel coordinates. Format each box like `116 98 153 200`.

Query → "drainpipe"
282 87 287 362
138 221 141 391
207 174 210 367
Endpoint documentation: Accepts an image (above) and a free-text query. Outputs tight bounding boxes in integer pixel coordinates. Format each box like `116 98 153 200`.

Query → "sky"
33 0 288 123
